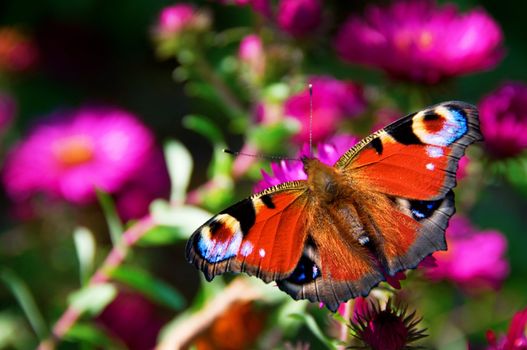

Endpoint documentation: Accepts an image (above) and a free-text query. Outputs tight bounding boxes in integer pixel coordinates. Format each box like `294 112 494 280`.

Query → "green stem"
36 216 157 350
0 269 49 341
193 54 247 119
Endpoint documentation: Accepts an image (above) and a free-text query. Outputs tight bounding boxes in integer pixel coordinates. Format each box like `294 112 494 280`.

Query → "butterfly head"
302 157 345 203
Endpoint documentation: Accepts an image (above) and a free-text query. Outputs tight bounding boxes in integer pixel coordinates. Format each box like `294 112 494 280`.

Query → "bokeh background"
1 0 527 349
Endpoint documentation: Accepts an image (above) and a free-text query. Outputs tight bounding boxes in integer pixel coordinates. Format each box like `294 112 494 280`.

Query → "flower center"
394 30 434 51
418 31 433 50
53 135 94 166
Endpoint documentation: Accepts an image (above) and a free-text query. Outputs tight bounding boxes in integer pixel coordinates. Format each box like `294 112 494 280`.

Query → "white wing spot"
240 241 254 257
426 163 435 170
426 146 443 158
259 248 266 258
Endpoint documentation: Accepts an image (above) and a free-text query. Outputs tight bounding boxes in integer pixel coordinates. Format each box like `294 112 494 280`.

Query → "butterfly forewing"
336 101 481 275
186 182 311 282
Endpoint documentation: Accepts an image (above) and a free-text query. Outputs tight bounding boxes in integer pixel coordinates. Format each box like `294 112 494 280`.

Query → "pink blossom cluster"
1 106 169 220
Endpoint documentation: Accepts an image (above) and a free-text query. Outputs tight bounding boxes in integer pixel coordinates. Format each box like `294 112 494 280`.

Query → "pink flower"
153 3 211 46
254 134 359 192
349 300 427 350
97 291 166 350
456 155 470 180
277 0 322 37
334 0 504 84
0 27 38 73
2 106 161 205
424 216 509 291
284 76 365 144
238 34 266 82
156 4 198 35
486 307 527 350
479 82 527 159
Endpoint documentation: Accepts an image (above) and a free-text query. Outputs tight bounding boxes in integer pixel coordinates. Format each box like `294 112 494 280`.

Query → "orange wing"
336 101 481 200
334 101 482 275
186 182 311 282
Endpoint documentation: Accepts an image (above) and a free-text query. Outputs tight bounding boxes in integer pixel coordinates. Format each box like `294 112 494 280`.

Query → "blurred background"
1 0 527 349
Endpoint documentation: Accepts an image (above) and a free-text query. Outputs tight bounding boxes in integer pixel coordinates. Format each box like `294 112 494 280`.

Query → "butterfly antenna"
309 83 313 158
223 149 299 161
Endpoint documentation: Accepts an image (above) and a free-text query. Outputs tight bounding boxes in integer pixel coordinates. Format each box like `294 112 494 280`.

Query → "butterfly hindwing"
276 199 385 312
186 182 311 283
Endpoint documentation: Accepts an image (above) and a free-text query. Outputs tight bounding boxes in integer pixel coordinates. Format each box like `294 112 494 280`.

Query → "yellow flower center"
418 31 433 50
53 135 94 166
395 30 434 52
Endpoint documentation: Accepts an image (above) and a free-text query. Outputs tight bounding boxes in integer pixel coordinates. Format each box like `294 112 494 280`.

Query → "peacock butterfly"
186 101 482 312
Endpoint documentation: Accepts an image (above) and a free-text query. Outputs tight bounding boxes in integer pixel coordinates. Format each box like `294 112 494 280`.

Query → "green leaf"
110 266 185 310
66 323 126 349
289 313 338 349
73 227 96 286
248 120 299 154
0 311 32 349
68 283 117 317
149 200 212 243
164 140 193 205
505 156 527 196
138 226 184 246
96 189 124 246
0 269 49 341
262 83 290 103
183 114 225 146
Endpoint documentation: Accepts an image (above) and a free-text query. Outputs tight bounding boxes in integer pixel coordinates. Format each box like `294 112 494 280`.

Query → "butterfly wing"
276 198 385 312
186 181 312 282
335 101 482 276
187 179 386 312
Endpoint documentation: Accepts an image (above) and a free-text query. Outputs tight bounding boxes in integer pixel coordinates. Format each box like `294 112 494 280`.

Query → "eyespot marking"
413 106 468 146
408 198 443 221
284 255 321 285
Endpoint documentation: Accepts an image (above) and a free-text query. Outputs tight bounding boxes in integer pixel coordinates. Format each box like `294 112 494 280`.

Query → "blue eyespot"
409 198 442 221
286 255 321 285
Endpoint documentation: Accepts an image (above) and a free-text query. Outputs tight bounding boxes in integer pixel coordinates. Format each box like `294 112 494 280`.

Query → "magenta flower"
335 0 504 84
155 4 200 36
97 291 165 350
479 82 527 159
349 300 427 350
284 76 365 144
277 0 322 37
424 216 509 291
238 34 266 82
2 106 160 205
254 134 359 192
486 307 527 350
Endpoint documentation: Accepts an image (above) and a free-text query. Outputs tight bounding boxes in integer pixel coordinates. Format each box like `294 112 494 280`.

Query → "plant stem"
36 216 157 350
193 54 247 119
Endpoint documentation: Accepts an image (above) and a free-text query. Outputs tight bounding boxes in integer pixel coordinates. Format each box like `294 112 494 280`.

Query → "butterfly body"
186 101 482 311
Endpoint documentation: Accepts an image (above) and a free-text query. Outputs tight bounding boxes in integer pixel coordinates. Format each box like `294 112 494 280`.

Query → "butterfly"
186 101 482 312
